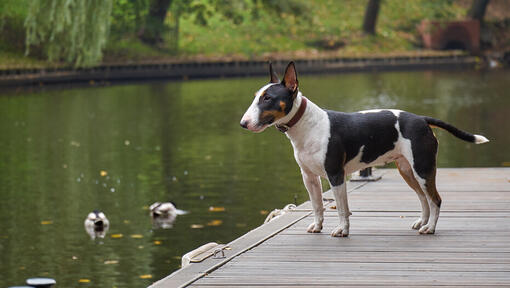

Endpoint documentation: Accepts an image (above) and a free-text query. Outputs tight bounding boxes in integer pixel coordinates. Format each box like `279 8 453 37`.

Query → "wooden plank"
155 168 510 287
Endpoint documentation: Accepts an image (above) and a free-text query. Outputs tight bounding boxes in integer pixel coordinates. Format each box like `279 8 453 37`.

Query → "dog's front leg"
330 179 351 237
301 170 324 233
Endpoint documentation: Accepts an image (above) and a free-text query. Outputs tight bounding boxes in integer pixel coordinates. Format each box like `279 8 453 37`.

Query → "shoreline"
0 51 481 87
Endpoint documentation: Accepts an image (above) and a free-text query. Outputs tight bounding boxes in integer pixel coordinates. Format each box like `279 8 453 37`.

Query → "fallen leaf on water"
104 260 119 265
139 274 152 279
111 234 123 238
78 279 91 283
41 220 53 225
190 224 204 229
100 170 108 177
153 240 162 245
209 206 225 212
130 234 143 239
259 210 269 215
206 220 223 226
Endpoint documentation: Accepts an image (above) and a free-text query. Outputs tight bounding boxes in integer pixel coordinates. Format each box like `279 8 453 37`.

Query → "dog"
240 62 489 237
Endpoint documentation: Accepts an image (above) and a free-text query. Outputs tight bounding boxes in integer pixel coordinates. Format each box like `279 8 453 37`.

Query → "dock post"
350 167 382 182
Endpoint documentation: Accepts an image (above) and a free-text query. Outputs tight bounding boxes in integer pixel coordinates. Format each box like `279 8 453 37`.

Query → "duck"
150 202 187 229
84 210 110 239
150 201 178 218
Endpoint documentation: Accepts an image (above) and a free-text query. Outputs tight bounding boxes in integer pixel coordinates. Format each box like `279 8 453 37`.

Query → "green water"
0 69 508 287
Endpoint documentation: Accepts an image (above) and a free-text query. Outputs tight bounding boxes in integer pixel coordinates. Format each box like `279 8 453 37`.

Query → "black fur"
399 112 438 179
257 84 294 125
423 116 476 143
324 110 399 186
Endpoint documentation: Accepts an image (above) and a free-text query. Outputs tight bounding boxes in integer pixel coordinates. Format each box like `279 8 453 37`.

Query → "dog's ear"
269 62 279 83
282 61 298 94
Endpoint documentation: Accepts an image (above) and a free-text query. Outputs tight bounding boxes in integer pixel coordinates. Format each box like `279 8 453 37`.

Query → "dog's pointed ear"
282 61 298 94
269 62 279 83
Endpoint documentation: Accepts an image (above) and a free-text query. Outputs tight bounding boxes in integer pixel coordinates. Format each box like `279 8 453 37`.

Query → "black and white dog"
240 62 489 237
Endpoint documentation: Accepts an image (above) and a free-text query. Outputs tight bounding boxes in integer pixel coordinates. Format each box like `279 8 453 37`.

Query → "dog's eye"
263 95 271 102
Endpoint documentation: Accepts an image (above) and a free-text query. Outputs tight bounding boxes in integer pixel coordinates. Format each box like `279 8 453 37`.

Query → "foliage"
25 0 114 67
110 0 149 36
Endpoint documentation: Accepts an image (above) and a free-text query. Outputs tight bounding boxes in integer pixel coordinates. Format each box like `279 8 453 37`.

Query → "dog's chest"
287 110 330 178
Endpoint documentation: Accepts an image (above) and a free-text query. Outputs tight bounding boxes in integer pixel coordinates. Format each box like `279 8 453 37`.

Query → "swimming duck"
84 210 110 239
150 202 187 229
150 202 178 218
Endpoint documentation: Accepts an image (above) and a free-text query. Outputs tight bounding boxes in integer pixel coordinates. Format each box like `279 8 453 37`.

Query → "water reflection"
0 69 508 288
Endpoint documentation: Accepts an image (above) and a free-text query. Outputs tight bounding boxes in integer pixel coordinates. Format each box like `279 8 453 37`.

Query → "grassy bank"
1 0 509 69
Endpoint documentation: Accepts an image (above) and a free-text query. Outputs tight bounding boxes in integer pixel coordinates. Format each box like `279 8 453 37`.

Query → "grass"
0 0 477 68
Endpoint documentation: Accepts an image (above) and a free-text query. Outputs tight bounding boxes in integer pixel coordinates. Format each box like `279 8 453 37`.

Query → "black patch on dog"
257 84 294 125
398 112 438 179
324 110 399 186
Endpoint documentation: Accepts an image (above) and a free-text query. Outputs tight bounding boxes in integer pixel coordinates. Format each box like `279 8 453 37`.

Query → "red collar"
276 97 307 133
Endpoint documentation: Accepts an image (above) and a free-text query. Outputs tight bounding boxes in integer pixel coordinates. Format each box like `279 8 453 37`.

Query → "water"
0 69 508 287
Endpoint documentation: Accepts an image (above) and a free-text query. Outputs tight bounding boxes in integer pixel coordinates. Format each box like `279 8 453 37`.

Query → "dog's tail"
424 117 489 144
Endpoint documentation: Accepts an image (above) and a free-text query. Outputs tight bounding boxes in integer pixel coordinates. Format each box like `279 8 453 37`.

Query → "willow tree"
25 0 113 67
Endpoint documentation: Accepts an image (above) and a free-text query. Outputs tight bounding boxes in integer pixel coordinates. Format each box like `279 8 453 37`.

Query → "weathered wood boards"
154 168 510 287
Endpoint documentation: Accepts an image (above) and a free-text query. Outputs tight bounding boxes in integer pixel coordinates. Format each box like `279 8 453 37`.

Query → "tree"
362 0 381 35
138 0 173 45
138 0 309 47
25 0 114 67
467 0 490 22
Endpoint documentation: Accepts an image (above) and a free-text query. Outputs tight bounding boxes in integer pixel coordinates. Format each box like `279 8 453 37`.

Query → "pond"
0 69 508 287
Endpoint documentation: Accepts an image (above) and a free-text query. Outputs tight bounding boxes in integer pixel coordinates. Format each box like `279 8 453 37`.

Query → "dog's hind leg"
417 168 441 234
406 132 441 234
396 157 430 230
301 170 324 233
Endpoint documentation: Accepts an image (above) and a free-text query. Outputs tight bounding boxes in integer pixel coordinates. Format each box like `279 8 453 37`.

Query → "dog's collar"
276 97 307 133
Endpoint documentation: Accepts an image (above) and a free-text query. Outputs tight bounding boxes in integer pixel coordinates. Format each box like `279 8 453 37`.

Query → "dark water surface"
0 70 508 287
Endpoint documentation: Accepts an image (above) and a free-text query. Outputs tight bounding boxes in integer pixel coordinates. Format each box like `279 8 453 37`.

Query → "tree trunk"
468 0 490 22
362 0 381 35
139 0 173 45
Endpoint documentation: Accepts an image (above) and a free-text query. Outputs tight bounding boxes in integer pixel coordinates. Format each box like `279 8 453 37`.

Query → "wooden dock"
151 168 510 287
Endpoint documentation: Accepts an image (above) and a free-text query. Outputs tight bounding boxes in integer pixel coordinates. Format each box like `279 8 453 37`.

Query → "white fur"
240 83 277 132
474 134 489 144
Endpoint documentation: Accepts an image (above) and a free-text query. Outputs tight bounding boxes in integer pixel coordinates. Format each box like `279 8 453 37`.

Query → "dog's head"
240 62 299 132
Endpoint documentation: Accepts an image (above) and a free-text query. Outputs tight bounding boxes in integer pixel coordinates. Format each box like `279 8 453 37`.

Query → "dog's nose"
240 120 249 129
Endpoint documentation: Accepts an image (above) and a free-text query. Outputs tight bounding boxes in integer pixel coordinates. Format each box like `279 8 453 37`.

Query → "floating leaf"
41 220 53 225
111 234 123 238
259 210 269 215
139 274 152 279
206 220 223 226
104 260 119 265
153 240 162 245
130 234 143 239
79 279 91 283
100 170 108 177
209 206 225 212
190 224 204 229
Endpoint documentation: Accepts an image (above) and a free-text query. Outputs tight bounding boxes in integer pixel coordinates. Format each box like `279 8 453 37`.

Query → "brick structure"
419 20 480 52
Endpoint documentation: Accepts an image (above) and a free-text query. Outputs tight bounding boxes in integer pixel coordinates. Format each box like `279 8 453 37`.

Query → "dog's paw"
307 222 322 233
330 225 349 237
418 224 435 234
411 218 427 230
